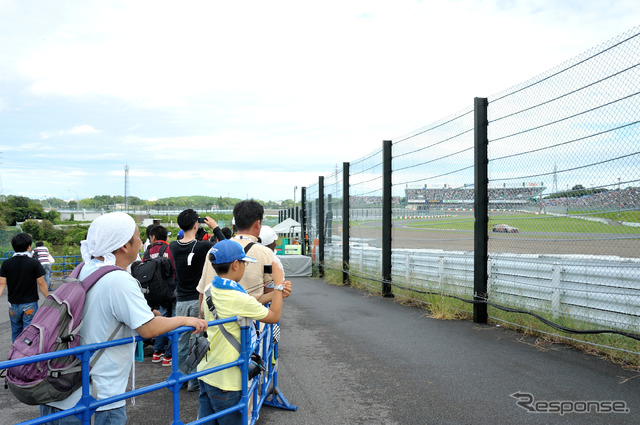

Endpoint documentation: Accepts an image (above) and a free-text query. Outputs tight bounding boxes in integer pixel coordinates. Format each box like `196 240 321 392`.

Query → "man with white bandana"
39 212 208 425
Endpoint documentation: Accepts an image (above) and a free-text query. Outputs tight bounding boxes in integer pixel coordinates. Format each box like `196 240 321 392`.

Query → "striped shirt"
33 246 51 265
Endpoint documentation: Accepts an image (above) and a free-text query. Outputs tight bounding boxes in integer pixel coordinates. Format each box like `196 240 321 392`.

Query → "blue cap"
209 240 257 265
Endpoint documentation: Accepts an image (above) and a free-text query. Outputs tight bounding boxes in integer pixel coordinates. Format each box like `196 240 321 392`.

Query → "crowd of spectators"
349 196 402 206
405 186 544 203
541 187 640 209
403 186 640 212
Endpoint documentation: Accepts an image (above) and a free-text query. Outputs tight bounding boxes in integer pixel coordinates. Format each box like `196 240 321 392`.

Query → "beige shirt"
197 234 275 298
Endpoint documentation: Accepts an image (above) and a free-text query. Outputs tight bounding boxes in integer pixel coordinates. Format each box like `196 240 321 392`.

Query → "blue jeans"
9 301 38 342
39 405 127 425
176 299 200 387
198 381 242 425
153 301 176 357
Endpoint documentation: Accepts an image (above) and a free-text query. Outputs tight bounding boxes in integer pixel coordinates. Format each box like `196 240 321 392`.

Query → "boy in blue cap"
197 239 291 424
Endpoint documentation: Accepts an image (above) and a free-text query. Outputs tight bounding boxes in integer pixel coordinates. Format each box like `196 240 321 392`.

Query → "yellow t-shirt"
197 283 269 391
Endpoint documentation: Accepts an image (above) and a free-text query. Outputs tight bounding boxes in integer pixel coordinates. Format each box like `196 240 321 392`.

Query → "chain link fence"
300 26 640 361
348 149 384 286
484 26 640 360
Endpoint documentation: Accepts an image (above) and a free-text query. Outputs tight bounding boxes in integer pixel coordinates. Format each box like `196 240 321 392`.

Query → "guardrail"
0 317 296 424
325 243 640 333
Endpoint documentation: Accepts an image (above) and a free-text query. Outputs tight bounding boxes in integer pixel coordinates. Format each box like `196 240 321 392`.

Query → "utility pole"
124 164 130 212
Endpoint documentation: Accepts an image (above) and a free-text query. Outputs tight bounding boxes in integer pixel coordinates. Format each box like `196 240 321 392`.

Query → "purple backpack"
5 263 120 405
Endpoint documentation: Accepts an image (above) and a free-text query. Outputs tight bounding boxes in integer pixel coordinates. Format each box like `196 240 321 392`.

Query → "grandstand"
349 196 402 207
405 185 545 210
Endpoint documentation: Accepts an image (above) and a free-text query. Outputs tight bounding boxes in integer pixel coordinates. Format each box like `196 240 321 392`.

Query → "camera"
197 217 206 223
248 353 265 380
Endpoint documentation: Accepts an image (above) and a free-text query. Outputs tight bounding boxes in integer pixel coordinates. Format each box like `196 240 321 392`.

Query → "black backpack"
131 244 176 307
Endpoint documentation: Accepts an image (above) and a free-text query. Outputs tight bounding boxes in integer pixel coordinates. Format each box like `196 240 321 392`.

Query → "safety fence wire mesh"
348 148 384 285
486 26 640 358
323 168 343 271
305 182 319 267
391 109 475 305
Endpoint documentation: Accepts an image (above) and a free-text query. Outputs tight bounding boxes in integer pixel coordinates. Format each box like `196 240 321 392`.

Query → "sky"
0 0 637 203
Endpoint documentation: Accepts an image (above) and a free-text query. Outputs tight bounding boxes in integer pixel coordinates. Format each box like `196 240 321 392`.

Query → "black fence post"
318 176 325 278
326 194 333 244
301 187 307 256
382 140 394 298
343 162 350 285
474 97 489 324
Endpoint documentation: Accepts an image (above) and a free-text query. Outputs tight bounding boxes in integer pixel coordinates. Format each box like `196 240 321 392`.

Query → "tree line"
37 195 298 210
0 195 294 256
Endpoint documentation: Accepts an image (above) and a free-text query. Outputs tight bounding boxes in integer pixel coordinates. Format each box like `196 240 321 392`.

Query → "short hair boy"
0 233 47 341
197 239 290 423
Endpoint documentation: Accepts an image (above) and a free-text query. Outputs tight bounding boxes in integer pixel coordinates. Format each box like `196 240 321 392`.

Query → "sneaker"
152 352 163 363
187 382 200 392
162 356 172 367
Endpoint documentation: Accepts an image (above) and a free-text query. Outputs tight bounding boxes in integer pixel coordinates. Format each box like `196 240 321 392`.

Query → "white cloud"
40 124 100 139
69 125 99 135
1 0 638 200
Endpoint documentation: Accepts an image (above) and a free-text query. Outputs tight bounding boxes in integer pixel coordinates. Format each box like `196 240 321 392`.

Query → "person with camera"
197 239 290 424
198 200 285 304
170 209 225 392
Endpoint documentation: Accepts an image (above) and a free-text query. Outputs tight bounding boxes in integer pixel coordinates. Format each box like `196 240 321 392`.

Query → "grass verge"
314 267 640 369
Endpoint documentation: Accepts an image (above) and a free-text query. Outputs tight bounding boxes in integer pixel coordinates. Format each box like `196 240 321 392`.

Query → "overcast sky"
0 0 637 203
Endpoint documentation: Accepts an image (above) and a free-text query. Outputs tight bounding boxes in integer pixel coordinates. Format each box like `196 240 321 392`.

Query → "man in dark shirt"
144 224 177 366
169 209 225 391
0 233 48 341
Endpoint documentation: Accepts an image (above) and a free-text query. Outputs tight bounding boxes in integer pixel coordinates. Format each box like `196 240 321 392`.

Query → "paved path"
2 277 640 424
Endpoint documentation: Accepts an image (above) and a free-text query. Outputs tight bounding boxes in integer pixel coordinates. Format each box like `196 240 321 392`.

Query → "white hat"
80 212 136 265
259 225 278 246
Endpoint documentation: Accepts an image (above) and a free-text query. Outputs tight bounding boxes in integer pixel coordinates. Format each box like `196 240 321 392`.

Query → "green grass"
399 214 640 234
488 306 640 367
590 210 640 223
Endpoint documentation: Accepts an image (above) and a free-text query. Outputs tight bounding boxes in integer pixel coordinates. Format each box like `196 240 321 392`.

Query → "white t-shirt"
48 259 155 411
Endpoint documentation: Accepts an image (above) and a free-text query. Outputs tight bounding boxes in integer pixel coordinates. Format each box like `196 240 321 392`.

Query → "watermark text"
511 392 629 416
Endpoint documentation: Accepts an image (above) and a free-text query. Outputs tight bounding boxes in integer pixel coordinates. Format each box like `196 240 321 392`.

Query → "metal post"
382 140 393 298
326 194 333 244
474 97 489 323
301 187 307 256
318 177 325 278
342 162 350 285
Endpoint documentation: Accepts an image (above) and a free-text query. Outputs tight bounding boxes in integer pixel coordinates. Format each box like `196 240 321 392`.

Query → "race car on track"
492 224 519 233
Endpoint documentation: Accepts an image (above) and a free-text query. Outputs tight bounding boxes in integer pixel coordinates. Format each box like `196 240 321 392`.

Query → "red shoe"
152 352 163 363
162 357 172 367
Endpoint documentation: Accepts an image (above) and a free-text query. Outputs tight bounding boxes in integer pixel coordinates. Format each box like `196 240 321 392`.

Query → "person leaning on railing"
39 212 207 425
196 239 291 424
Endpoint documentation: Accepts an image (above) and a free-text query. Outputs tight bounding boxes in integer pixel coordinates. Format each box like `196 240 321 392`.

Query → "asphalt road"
2 277 640 424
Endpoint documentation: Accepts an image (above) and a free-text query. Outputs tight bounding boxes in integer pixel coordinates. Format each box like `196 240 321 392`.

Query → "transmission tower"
124 164 130 212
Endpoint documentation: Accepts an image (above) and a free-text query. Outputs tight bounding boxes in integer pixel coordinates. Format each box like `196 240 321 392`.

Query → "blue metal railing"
51 255 82 280
1 254 82 280
0 317 296 424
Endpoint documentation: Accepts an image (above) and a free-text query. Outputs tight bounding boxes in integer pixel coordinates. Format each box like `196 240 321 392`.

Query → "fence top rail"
0 317 240 370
